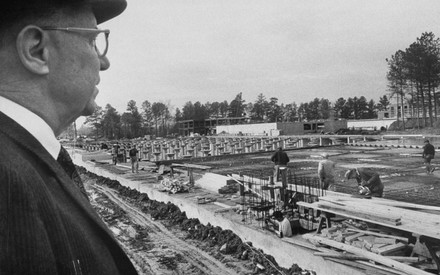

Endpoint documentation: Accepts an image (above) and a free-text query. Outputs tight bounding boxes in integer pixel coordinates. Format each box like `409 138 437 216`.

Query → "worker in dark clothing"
271 146 290 181
129 144 139 173
112 142 120 165
422 139 436 174
345 168 384 197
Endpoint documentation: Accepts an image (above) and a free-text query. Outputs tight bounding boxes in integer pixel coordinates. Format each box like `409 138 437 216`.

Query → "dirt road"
87 182 257 275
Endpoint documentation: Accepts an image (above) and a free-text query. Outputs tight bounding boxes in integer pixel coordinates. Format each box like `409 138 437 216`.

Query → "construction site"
72 134 440 275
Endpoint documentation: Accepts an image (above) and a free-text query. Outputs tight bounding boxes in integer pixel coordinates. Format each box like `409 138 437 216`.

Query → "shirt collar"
0 96 61 159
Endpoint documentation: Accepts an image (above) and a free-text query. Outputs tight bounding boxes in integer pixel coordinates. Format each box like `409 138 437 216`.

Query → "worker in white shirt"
317 153 336 190
265 211 293 238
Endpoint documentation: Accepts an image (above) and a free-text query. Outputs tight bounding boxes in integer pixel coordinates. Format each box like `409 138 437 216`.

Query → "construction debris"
160 175 193 194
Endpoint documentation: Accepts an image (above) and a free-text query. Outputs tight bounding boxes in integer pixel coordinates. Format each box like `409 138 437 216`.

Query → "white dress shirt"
0 96 61 159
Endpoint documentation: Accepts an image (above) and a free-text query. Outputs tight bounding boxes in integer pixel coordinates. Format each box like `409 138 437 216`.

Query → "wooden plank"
317 203 402 226
303 234 432 275
314 244 403 275
314 252 367 260
314 252 420 263
321 194 440 213
387 257 420 263
158 164 165 175
346 229 408 243
171 163 211 170
319 197 404 221
375 238 398 245
314 246 405 275
372 243 388 252
376 243 407 255
317 200 402 222
326 258 402 275
346 232 365 242
298 200 440 240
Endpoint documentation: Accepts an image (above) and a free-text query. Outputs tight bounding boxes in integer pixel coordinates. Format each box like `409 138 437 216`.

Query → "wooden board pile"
316 197 402 226
299 193 440 240
304 227 436 275
299 192 440 275
318 224 409 256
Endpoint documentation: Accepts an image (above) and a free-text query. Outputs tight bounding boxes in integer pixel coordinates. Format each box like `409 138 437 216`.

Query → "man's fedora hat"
0 0 127 25
91 0 127 24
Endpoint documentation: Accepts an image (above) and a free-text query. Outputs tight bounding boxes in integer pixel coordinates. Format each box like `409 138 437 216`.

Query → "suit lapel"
0 112 113 234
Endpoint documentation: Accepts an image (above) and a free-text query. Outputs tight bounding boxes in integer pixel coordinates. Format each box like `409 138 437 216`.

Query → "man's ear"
16 26 50 75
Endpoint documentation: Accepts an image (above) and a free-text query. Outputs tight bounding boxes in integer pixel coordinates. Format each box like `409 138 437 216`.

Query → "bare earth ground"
85 180 258 275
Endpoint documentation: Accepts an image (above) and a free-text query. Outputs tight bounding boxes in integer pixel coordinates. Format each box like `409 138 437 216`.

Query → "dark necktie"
57 146 88 200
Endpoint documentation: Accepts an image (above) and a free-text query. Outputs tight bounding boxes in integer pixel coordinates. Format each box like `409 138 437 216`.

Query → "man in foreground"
0 1 138 274
345 168 384 197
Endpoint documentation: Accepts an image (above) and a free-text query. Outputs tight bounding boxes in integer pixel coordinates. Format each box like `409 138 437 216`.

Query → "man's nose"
100 56 110 71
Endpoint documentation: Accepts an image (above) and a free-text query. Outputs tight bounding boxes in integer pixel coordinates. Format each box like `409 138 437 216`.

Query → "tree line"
386 32 440 129
83 31 440 140
84 92 390 140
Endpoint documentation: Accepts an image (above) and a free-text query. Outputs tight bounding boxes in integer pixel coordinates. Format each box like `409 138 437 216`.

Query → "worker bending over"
345 168 384 197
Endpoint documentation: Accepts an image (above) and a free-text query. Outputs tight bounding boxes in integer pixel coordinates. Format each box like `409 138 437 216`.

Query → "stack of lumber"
299 192 440 275
317 197 402 226
298 194 440 240
304 232 433 275
318 226 409 256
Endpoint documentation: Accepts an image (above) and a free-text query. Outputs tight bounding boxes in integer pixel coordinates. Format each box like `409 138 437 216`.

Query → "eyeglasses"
40 27 110 58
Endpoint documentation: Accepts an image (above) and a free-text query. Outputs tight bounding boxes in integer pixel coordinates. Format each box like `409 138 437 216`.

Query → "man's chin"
81 102 98 117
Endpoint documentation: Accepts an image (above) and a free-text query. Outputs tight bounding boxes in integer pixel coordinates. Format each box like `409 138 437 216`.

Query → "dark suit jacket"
0 112 138 275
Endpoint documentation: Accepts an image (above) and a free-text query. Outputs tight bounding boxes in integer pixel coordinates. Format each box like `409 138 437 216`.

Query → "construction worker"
112 142 120 165
271 146 290 181
345 168 384 197
422 139 435 174
129 144 139 173
265 211 293 238
317 153 336 190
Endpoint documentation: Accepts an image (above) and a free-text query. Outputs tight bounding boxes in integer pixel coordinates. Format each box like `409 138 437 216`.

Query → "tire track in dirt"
91 184 241 275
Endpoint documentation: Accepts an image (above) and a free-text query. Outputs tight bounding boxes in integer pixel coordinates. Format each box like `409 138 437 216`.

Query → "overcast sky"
94 0 440 117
